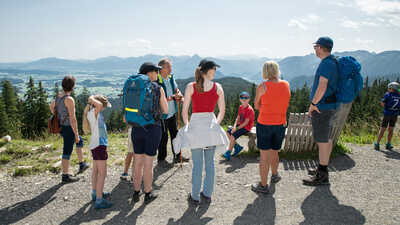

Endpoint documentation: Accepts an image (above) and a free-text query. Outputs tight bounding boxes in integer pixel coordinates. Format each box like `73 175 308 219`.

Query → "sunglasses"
240 96 249 100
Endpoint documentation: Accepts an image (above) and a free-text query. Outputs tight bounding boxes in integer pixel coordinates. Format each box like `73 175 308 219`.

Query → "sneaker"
144 191 158 204
303 170 330 186
374 142 380 151
232 144 244 157
187 193 200 205
94 199 113 209
132 191 140 203
251 182 269 194
386 143 394 150
120 172 129 181
270 174 282 184
62 174 79 183
77 162 89 174
92 192 111 202
222 150 231 160
200 192 211 203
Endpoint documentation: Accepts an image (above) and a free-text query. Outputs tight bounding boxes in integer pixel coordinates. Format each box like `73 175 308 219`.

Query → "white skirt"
173 112 229 154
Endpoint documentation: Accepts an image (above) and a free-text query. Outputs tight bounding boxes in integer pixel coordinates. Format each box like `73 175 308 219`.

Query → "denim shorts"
131 124 161 156
61 125 84 160
256 123 286 150
227 127 249 140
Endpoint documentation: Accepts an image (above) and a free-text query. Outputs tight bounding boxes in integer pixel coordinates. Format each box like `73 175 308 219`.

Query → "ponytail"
195 67 204 92
82 104 91 135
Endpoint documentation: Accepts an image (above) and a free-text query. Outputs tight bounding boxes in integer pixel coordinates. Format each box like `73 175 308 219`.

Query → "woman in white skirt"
174 59 228 204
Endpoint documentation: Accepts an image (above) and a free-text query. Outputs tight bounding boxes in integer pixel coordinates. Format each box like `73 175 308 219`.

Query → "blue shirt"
162 76 178 118
310 55 339 110
382 91 400 116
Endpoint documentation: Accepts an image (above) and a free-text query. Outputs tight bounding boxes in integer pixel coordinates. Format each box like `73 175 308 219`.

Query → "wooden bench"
245 102 353 152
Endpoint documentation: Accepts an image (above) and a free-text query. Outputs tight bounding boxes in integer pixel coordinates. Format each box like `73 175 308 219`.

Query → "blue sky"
0 0 399 62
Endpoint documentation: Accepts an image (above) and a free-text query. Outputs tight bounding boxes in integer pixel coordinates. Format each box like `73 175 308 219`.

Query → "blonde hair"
82 95 110 135
262 61 280 80
195 67 205 92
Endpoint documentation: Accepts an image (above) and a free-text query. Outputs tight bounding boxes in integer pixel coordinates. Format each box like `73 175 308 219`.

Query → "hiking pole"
176 99 183 168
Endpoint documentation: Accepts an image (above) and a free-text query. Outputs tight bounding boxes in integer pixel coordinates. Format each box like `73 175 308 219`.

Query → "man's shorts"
256 123 286 150
227 127 249 140
61 125 84 160
381 115 398 128
131 124 161 157
311 110 336 143
91 145 108 160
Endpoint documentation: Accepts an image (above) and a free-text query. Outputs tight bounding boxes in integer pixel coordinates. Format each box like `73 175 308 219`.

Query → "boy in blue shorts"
223 92 255 160
374 82 400 151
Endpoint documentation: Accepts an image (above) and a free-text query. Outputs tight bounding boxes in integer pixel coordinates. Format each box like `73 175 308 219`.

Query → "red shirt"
238 104 255 131
192 82 219 113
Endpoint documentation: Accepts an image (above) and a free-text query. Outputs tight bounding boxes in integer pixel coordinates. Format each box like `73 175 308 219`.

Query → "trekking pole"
176 99 183 168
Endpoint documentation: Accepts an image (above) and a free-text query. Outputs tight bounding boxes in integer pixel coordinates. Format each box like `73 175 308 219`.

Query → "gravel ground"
0 142 399 225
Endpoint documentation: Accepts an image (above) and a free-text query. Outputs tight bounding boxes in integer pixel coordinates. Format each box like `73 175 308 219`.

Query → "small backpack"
48 96 67 134
334 56 364 103
122 74 161 127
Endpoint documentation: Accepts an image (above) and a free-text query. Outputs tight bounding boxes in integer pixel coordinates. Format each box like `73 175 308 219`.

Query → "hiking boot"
94 199 112 209
144 191 158 204
120 172 129 181
232 144 244 157
374 142 380 151
386 143 394 150
92 192 111 202
200 192 211 203
77 162 89 174
307 168 318 176
251 182 269 194
222 150 231 160
62 174 79 183
132 191 140 203
174 155 189 164
303 170 330 186
270 174 282 184
187 193 200 205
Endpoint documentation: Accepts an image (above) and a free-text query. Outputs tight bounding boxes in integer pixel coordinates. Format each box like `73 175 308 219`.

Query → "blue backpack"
123 74 160 127
334 56 364 103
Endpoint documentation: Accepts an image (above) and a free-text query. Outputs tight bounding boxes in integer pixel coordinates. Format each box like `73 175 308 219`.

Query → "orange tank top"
257 80 291 125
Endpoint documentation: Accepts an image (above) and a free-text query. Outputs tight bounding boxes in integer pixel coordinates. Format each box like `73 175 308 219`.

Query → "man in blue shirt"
374 82 400 151
156 58 189 165
303 36 339 186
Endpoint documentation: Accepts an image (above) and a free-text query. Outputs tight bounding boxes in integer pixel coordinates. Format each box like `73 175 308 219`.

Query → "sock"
95 197 103 204
62 174 68 178
92 190 96 195
318 164 328 172
79 162 84 167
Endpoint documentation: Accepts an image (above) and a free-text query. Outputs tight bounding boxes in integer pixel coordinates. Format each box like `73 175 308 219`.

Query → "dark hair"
62 76 76 92
195 67 205 92
321 46 332 53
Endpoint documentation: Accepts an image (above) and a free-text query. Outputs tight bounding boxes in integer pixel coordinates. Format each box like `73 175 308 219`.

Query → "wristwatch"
311 102 317 106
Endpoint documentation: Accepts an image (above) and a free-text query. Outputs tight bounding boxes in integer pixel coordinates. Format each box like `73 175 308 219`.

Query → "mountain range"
1 50 399 88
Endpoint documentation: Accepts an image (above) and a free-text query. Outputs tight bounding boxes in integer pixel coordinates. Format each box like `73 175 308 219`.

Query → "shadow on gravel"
167 201 212 225
153 163 179 190
282 154 356 172
300 186 365 225
232 189 276 225
0 183 64 225
219 157 259 173
380 149 400 160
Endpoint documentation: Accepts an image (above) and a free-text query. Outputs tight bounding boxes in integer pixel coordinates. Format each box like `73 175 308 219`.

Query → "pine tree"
22 76 38 139
1 80 20 136
53 82 60 99
0 96 9 137
37 81 50 135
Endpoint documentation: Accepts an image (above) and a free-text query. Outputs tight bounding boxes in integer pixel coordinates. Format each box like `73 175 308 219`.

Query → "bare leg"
76 147 84 163
143 155 154 193
124 152 134 174
133 154 144 191
62 159 69 174
387 127 394 144
96 160 107 199
228 135 236 151
376 127 386 144
318 140 333 166
92 161 98 191
259 150 269 186
269 151 279 175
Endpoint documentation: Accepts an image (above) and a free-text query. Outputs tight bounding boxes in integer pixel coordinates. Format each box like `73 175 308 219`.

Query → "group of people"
49 36 399 210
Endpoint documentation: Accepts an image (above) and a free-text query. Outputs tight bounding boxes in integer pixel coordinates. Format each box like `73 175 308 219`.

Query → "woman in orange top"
252 61 291 193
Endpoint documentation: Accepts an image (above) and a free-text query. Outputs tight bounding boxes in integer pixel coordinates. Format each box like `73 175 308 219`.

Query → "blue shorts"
256 123 286 150
227 127 249 140
131 124 161 157
60 125 84 160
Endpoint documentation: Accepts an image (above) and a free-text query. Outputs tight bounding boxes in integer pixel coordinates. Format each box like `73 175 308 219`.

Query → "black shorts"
311 110 336 143
381 115 398 128
227 127 249 139
256 123 286 150
91 145 108 160
131 124 161 156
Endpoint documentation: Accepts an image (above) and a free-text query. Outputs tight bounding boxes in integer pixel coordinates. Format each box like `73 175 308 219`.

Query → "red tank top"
192 82 219 113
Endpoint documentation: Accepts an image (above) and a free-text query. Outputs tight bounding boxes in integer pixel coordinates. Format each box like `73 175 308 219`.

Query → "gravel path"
0 143 399 225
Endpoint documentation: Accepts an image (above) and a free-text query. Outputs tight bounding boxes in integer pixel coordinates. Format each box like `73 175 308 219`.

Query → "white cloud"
288 14 322 30
340 18 379 29
355 38 374 45
355 0 400 26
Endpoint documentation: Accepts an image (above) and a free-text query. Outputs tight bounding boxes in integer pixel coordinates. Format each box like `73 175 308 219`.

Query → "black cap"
314 36 334 49
198 59 220 72
139 62 162 74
